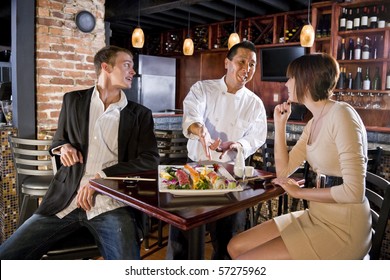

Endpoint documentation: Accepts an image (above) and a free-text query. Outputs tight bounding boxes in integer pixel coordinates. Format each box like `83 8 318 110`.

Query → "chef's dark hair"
226 41 256 60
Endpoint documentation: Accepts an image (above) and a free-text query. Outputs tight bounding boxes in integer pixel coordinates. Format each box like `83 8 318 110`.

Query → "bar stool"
8 136 54 226
9 135 101 259
365 171 390 260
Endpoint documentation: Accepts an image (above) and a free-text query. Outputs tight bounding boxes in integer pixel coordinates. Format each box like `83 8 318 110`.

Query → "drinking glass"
1 100 13 126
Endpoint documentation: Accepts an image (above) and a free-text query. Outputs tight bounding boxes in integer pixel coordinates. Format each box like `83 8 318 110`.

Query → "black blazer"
36 87 160 215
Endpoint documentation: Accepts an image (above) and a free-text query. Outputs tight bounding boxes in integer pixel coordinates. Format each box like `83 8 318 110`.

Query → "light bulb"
300 24 315 47
228 33 240 49
132 27 144 48
183 38 194 55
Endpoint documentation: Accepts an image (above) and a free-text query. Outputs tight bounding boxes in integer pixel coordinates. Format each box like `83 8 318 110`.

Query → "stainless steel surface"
125 54 176 113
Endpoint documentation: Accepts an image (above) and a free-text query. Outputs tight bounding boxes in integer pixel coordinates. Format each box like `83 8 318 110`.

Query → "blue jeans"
166 210 247 260
0 207 143 260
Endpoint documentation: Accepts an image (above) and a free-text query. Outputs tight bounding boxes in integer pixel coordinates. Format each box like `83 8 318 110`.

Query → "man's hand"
60 144 84 166
189 123 220 160
76 173 101 211
215 141 242 159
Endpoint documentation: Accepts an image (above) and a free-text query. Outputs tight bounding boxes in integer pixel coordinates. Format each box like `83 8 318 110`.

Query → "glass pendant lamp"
228 0 240 49
132 0 144 48
183 12 194 55
300 0 315 47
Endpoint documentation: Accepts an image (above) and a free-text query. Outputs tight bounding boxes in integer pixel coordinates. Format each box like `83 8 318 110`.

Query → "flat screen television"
260 46 306 82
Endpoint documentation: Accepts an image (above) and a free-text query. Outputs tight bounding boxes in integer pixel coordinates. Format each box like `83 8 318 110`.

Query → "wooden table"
89 164 282 259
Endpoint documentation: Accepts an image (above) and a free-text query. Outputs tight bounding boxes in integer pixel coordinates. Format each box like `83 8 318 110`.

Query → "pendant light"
183 12 194 55
228 0 240 49
132 0 144 48
300 0 315 47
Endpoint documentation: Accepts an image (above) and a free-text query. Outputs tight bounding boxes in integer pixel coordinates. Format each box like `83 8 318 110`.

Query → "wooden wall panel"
200 51 227 80
176 54 201 109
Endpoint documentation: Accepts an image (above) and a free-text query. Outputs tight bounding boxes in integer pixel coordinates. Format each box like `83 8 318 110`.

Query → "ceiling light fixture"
183 12 194 55
228 0 240 49
132 0 144 48
300 0 315 48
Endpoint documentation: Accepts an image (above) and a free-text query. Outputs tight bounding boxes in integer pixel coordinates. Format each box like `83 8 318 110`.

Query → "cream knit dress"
274 102 372 259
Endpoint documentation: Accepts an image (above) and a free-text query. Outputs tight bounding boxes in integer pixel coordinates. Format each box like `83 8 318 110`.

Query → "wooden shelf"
159 1 390 130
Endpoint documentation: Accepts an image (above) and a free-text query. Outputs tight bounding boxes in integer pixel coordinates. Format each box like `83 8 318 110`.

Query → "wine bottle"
324 14 331 37
369 5 378 29
353 8 361 30
347 72 353 89
363 67 371 90
354 37 362 60
346 8 353 31
337 67 347 89
372 67 381 90
347 38 354 60
386 68 390 90
353 67 363 90
377 35 384 59
361 37 371 60
339 7 347 31
378 4 387 28
360 7 369 29
371 36 378 59
338 38 346 60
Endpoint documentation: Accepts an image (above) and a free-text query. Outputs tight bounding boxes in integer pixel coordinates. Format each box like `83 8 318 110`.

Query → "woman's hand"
273 101 292 126
60 143 84 166
272 177 301 199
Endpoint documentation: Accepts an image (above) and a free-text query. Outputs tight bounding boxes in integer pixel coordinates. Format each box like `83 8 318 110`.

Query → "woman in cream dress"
227 53 372 260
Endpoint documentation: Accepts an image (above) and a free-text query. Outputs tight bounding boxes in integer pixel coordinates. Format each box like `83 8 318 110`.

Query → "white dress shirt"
182 77 267 162
56 87 128 220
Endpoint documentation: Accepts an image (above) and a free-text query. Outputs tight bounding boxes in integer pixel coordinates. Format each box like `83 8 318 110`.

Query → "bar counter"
152 113 390 150
152 114 390 181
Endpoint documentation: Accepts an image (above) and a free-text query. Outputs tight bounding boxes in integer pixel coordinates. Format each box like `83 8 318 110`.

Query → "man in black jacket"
0 46 159 259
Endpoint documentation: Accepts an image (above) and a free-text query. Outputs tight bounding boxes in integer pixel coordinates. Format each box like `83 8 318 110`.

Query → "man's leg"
166 225 190 259
86 207 143 260
0 213 80 259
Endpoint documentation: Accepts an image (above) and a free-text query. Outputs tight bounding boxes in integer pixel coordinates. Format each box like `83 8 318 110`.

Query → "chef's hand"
215 141 241 159
189 123 221 160
60 144 84 167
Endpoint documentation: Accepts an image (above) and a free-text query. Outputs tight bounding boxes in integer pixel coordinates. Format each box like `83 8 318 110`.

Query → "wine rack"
249 17 274 45
164 31 183 54
192 26 209 51
145 33 162 55
333 0 390 127
311 1 333 54
218 22 235 49
284 12 307 43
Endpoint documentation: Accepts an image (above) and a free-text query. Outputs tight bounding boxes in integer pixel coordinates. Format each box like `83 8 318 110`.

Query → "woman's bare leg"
228 219 291 260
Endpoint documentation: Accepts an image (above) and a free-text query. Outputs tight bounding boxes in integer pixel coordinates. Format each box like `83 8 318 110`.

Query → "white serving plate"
158 164 243 196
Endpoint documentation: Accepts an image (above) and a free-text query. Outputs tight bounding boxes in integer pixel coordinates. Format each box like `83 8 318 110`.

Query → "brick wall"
35 0 106 135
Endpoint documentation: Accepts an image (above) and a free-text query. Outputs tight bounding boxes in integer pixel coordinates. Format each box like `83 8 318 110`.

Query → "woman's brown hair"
286 53 340 103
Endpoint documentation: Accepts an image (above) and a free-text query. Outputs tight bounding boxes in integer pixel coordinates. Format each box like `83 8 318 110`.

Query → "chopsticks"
238 174 275 183
103 177 156 181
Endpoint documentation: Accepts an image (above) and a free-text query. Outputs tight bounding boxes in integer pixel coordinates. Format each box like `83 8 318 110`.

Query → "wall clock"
75 11 96 33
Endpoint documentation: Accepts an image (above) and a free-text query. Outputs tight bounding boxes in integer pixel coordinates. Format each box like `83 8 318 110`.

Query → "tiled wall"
0 126 17 243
